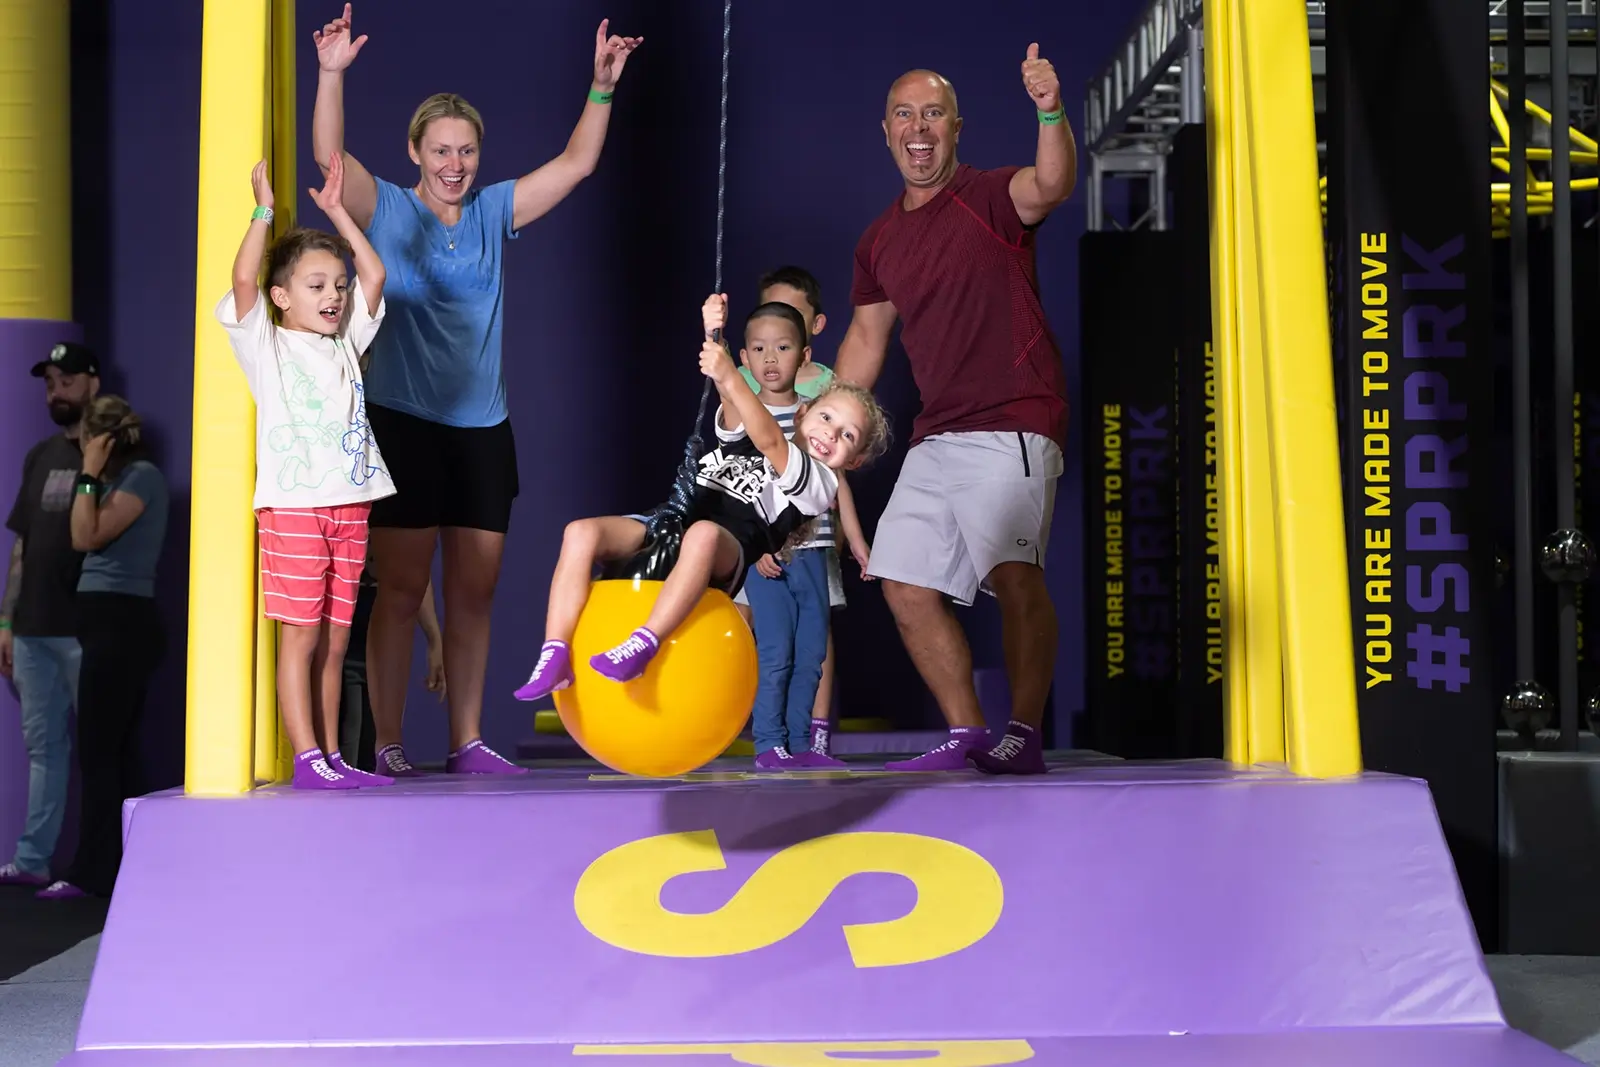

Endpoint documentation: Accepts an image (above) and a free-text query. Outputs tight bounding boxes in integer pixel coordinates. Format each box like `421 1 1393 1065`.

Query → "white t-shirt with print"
215 281 397 510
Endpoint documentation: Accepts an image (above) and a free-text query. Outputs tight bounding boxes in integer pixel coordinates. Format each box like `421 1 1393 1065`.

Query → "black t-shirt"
690 436 838 563
5 435 85 637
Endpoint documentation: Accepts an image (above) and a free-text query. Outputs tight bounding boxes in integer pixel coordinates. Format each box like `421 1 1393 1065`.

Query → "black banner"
1171 124 1224 758
1080 232 1182 757
1326 0 1497 945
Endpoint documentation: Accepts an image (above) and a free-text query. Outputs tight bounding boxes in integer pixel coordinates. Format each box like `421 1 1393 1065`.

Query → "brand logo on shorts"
1016 539 1029 547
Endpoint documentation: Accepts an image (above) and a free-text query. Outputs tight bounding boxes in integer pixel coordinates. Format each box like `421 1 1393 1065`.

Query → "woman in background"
38 396 169 900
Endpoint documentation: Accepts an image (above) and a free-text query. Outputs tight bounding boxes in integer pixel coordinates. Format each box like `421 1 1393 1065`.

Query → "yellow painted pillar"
0 0 72 322
1235 0 1363 778
1206 0 1283 765
250 0 297 785
252 587 279 784
186 0 273 795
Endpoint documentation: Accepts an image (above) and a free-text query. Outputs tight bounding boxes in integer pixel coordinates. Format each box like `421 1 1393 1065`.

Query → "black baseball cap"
30 341 100 378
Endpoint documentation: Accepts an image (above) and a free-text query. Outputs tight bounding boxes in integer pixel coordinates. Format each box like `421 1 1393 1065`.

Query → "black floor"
0 885 108 981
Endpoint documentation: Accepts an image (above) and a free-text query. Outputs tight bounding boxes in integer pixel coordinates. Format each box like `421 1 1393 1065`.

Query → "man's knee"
986 561 1051 607
882 578 946 621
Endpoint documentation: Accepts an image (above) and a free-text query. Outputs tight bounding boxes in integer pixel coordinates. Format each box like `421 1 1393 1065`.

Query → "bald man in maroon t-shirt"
834 47 1076 775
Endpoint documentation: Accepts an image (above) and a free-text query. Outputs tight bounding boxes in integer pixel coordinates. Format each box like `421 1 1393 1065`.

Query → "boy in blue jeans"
730 269 873 769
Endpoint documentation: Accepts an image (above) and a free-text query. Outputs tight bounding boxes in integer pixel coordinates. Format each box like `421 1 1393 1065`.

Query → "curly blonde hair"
804 380 893 465
774 382 893 558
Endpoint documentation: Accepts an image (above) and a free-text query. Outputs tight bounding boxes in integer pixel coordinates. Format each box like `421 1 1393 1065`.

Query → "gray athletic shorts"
865 430 1062 607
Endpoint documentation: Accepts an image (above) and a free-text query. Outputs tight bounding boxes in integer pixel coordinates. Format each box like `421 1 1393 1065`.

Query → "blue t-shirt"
78 460 169 599
362 177 520 428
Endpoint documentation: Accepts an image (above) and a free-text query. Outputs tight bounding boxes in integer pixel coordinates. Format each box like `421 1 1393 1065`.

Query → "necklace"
416 186 462 249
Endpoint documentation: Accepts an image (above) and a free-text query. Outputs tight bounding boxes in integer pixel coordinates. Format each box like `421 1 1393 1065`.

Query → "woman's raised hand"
592 19 643 90
314 3 368 73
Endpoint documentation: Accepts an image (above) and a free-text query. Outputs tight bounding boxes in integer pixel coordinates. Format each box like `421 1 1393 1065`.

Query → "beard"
48 400 82 427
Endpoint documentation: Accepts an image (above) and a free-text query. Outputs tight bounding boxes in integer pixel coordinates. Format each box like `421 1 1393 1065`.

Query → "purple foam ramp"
79 762 1501 1053
56 1027 1585 1067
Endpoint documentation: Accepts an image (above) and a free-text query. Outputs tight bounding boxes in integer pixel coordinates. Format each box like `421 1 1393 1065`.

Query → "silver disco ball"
1540 528 1597 584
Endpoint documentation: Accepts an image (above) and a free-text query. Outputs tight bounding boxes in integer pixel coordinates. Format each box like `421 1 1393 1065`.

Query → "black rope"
645 0 730 541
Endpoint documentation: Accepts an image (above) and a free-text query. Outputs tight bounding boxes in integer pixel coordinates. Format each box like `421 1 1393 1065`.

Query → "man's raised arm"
1008 43 1077 227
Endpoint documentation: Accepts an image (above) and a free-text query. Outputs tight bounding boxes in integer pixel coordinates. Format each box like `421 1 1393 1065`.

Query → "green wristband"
0 619 11 631
251 205 274 222
588 87 614 105
1038 108 1065 126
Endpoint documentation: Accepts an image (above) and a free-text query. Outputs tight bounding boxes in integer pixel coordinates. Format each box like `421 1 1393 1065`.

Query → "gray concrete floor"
4 941 1598 1066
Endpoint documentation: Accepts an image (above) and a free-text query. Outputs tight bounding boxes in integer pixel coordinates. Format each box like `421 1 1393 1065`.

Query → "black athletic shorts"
366 403 520 533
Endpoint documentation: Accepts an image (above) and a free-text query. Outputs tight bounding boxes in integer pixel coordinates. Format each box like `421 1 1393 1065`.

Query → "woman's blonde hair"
408 93 485 149
82 395 143 448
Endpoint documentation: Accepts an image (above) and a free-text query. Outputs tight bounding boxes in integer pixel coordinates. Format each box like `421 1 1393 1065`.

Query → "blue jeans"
10 635 80 876
745 548 830 754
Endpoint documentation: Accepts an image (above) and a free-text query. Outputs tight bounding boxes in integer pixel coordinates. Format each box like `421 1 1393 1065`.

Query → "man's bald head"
886 69 959 120
882 69 963 192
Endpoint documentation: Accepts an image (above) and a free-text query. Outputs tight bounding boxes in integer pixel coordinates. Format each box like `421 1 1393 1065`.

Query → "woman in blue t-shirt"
308 5 640 778
36 396 169 901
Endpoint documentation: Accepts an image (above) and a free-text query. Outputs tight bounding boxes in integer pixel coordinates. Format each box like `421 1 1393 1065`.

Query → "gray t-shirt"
78 460 168 598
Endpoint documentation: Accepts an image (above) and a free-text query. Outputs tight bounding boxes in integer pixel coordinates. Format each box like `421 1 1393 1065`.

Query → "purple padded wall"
77 763 1500 1054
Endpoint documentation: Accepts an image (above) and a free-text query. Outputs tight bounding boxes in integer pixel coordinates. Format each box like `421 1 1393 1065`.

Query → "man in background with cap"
0 342 100 886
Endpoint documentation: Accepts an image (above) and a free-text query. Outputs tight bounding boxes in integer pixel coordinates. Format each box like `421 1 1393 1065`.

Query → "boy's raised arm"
700 341 789 474
310 151 385 315
231 162 276 318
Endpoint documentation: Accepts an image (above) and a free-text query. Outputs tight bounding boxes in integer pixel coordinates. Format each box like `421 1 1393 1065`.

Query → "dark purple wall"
29 0 1145 803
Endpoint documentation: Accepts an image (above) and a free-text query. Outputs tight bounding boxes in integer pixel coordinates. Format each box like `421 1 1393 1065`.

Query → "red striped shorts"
256 504 371 628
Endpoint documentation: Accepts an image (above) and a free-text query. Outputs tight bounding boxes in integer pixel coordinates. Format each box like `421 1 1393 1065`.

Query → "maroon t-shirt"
851 164 1069 448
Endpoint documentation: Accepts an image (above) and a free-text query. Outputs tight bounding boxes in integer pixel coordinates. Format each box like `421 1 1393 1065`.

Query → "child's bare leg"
281 623 355 789
811 625 836 750
591 521 742 683
312 620 350 754
515 517 646 702
547 518 647 640
279 624 321 755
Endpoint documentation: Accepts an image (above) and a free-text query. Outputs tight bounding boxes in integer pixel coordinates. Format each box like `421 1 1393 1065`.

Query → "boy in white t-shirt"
216 153 396 790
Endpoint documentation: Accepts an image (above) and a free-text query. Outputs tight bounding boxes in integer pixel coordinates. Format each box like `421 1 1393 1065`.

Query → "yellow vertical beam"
1207 0 1284 764
1237 0 1363 778
252 588 279 783
0 0 72 320
186 0 272 796
250 0 296 784
1228 6 1287 765
1203 0 1250 763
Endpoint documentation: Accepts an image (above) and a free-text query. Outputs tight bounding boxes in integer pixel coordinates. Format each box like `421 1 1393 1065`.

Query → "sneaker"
589 628 660 683
968 722 1047 776
376 744 426 778
327 752 395 787
514 641 574 702
36 880 86 901
292 750 361 791
883 729 989 772
754 746 801 771
446 739 531 776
